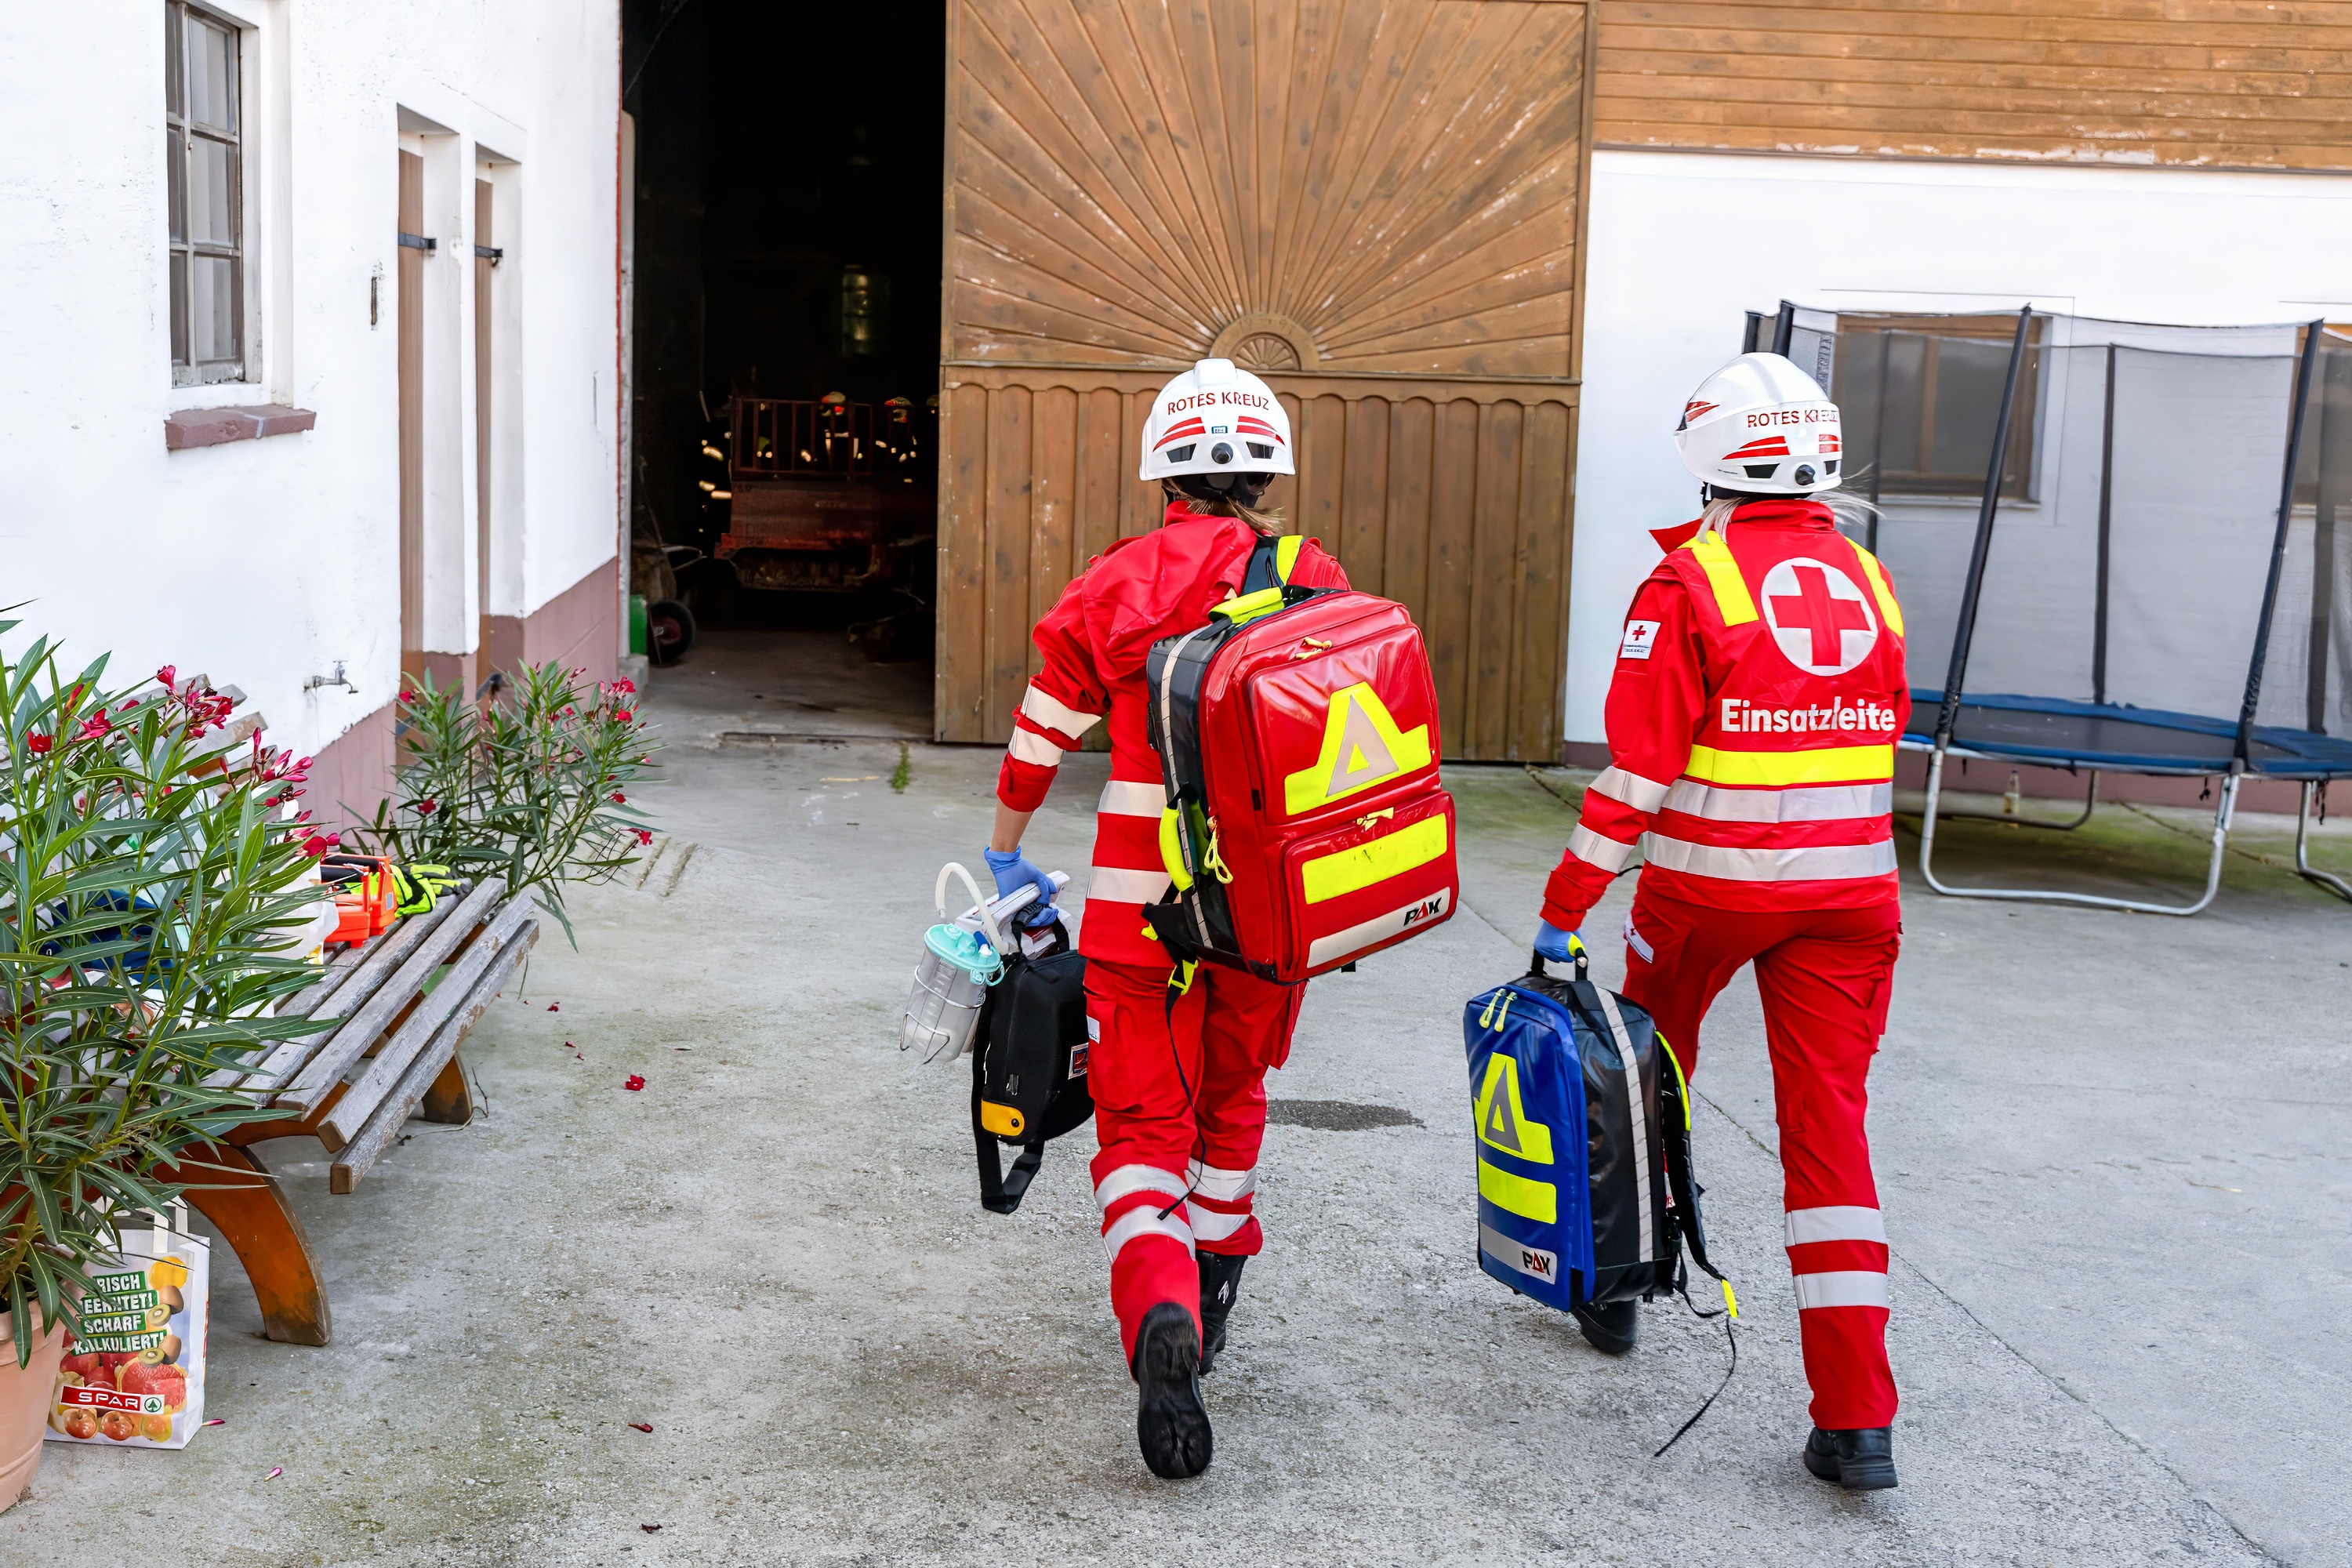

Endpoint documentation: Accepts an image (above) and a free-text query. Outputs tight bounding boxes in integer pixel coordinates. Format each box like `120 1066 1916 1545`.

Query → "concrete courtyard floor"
13 628 2348 1566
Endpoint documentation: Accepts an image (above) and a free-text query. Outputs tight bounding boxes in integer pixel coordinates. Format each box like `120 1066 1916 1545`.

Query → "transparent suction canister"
899 862 1067 1062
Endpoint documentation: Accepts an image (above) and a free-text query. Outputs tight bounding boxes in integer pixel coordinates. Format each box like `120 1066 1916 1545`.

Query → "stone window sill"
165 404 318 451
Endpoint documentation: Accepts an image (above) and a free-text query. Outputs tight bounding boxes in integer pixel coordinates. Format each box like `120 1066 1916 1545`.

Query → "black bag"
971 920 1095 1214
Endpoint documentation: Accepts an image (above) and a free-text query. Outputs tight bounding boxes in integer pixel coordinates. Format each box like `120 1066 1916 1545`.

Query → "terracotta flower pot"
0 1309 67 1513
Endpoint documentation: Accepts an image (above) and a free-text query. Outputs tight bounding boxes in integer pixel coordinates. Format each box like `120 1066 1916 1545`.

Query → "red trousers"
1083 957 1305 1367
1621 881 1901 1431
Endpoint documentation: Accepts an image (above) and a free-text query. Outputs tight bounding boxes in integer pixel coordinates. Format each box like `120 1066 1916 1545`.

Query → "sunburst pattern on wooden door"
940 1 1591 763
950 0 1584 375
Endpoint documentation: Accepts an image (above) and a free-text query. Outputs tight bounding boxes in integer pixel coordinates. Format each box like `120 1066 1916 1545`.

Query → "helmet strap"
1167 473 1274 510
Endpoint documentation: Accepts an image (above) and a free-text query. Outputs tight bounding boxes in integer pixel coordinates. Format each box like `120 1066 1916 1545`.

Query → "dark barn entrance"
624 0 945 688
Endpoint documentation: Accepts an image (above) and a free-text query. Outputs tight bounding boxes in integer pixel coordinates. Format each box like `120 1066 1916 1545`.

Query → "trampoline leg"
2296 782 2352 903
1918 750 2238 916
1926 768 2100 831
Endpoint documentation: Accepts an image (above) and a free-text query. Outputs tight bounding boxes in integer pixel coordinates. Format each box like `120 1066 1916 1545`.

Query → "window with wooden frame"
1832 314 2042 501
165 1 245 384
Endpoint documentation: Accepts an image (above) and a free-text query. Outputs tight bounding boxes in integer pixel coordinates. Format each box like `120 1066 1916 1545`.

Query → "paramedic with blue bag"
1535 352 1909 1491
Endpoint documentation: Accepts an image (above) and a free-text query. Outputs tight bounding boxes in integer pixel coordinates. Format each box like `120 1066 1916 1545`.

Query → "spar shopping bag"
47 1204 209 1448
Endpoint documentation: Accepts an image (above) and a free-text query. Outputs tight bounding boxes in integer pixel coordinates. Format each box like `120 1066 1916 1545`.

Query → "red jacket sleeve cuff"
1540 856 1602 934
996 753 1055 811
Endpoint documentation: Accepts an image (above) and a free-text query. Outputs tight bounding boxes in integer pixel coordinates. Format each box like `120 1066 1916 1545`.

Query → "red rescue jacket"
997 504 1350 967
1542 499 1910 931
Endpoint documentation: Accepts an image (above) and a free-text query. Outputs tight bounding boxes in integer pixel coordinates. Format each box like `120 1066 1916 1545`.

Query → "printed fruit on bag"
61 1352 114 1388
139 1413 174 1442
149 1258 190 1291
118 1360 187 1413
99 1410 138 1442
62 1408 100 1441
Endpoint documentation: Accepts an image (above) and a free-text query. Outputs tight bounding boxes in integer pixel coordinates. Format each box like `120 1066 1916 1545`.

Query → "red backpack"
1143 535 1457 984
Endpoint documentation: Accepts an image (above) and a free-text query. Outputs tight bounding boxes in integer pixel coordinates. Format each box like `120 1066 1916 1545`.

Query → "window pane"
165 3 183 117
1928 338 2012 481
170 251 189 365
1881 333 1927 476
188 135 234 245
185 14 235 133
189 254 237 363
167 127 185 241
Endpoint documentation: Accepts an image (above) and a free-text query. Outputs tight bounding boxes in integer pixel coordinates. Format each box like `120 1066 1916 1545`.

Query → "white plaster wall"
1567 149 2352 744
0 0 619 755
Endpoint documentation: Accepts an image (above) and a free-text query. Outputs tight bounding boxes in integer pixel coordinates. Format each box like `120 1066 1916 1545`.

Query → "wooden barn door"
938 0 1593 761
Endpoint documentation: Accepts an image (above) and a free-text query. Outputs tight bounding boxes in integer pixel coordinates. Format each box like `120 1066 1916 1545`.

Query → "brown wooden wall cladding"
941 0 1592 760
940 372 1577 760
1595 1 2352 170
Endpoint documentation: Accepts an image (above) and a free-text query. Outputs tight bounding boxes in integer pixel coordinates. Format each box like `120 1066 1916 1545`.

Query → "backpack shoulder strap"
1238 532 1305 594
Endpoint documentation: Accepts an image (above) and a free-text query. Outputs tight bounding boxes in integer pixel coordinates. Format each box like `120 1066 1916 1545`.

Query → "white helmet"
1675 352 1842 496
1138 358 1294 488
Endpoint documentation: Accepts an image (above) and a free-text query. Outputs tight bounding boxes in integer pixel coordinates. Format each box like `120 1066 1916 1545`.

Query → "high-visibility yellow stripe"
1276 532 1304 580
1684 744 1894 787
1848 543 1906 637
1684 533 1759 626
1301 814 1447 903
1478 1159 1557 1224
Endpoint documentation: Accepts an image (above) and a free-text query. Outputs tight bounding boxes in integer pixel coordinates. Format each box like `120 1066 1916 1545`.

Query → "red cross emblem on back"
1759 557 1878 675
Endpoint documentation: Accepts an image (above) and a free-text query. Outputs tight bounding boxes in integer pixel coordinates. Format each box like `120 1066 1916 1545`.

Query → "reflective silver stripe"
1086 866 1171 906
1664 779 1893 824
1094 1163 1190 1211
1183 1201 1251 1242
1304 887 1451 968
1102 1206 1193 1264
1098 779 1163 818
1568 822 1639 874
1479 1222 1562 1287
1007 727 1064 767
1590 765 1671 812
1784 1206 1886 1247
1185 1159 1256 1203
1792 1270 1889 1311
1020 683 1102 739
1639 835 1897 882
1592 989 1654 1265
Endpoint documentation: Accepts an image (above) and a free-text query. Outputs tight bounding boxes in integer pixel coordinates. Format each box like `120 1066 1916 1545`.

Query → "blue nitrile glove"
984 848 1061 929
1534 920 1583 964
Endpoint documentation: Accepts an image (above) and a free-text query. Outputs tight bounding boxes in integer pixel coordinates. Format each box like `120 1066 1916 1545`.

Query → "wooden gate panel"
942 0 1592 759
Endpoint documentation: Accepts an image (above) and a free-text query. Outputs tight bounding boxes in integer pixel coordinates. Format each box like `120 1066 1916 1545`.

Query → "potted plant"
1 626 325 1507
351 663 656 944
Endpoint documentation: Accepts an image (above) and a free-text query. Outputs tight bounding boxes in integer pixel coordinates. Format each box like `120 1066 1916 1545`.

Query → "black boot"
1132 1302 1213 1479
1571 1298 1639 1356
1802 1426 1897 1490
1196 1253 1247 1376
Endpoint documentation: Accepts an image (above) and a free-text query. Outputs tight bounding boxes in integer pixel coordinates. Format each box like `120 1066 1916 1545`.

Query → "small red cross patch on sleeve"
1619 619 1661 660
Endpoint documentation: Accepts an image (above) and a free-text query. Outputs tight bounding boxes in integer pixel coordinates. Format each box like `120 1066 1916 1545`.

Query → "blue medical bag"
1462 941 1715 1313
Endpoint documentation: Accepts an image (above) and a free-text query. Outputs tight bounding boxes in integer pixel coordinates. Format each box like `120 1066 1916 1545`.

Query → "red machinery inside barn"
716 394 935 594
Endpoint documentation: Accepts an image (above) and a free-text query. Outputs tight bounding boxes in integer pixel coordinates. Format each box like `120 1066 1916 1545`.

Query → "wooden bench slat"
310 895 464 1025
330 916 539 1194
276 877 506 1116
279 937 375 1020
320 899 535 1150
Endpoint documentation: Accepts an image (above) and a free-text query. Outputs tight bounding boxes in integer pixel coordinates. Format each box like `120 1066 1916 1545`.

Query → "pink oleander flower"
611 792 626 804
77 710 111 739
156 664 177 689
27 733 53 755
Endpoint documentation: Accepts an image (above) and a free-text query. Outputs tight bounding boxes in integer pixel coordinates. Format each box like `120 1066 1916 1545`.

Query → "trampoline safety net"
1755 305 2352 777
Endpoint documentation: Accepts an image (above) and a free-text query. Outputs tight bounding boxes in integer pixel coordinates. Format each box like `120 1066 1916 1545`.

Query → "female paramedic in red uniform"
1534 352 1909 1491
985 358 1347 1480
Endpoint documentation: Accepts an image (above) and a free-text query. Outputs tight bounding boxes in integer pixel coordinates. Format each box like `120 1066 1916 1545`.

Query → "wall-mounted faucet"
304 660 358 695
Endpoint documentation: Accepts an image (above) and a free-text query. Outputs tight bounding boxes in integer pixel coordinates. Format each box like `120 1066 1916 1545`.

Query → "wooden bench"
159 877 541 1345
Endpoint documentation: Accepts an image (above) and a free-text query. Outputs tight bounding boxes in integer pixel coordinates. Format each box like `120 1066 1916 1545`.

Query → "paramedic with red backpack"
1534 353 1910 1491
985 358 1347 1480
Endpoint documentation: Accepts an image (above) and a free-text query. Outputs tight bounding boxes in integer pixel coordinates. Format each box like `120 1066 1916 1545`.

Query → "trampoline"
1748 303 2352 913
